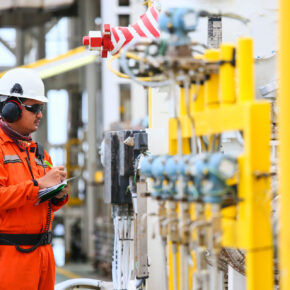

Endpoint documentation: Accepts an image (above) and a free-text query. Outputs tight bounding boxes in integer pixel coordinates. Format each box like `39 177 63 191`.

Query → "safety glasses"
22 104 44 114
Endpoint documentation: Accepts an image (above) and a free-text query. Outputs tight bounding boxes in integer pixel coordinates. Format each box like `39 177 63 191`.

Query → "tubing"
120 40 172 88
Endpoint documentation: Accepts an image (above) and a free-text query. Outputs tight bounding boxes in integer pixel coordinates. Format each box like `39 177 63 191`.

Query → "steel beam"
82 0 99 260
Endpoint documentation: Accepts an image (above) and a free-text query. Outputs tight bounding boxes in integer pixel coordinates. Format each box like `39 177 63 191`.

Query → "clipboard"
37 177 76 204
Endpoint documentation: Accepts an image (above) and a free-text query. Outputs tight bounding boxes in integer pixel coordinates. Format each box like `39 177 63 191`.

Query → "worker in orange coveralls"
0 68 69 290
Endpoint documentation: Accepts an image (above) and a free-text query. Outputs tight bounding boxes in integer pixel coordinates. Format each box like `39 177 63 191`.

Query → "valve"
82 6 160 58
163 156 179 198
140 153 238 205
151 155 169 198
139 155 166 198
82 24 114 58
187 153 238 206
159 8 201 46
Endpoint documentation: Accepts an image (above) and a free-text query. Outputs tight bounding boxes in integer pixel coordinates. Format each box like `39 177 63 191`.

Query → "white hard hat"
0 68 48 103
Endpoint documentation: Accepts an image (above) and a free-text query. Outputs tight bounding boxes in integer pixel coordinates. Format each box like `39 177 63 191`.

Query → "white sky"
0 28 16 66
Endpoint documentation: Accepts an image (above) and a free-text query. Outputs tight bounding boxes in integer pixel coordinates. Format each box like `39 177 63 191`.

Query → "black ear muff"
1 100 22 123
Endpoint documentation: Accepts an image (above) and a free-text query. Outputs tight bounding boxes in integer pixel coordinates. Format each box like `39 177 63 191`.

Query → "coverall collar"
0 127 35 147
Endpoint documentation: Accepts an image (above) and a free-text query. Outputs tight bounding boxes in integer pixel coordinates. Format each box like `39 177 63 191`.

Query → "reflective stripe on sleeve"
4 155 22 164
34 158 48 168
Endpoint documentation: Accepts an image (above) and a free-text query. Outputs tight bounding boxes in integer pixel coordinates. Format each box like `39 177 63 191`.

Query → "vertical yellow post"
168 241 181 290
147 1 152 127
179 86 191 154
188 203 196 290
204 50 220 109
168 118 178 155
240 103 273 290
278 0 290 288
220 43 236 104
237 38 254 102
148 87 153 128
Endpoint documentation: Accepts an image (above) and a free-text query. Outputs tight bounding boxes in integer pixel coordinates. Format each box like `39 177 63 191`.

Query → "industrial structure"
0 0 288 289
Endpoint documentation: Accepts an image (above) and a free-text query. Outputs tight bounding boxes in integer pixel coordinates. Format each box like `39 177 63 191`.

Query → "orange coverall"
0 128 68 289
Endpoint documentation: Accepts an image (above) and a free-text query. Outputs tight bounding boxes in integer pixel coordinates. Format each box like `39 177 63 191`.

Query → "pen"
44 160 53 169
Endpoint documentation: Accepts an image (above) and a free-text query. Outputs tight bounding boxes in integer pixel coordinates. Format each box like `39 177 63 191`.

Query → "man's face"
9 99 44 136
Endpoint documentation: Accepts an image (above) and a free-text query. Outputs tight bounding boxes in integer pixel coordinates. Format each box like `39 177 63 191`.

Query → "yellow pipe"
168 241 174 290
168 87 192 290
188 204 196 290
204 50 220 108
148 87 153 129
278 0 290 288
237 38 254 102
220 43 236 104
179 87 191 154
0 46 97 80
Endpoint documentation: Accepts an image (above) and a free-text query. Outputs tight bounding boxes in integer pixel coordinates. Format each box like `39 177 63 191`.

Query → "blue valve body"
140 153 237 205
158 8 200 46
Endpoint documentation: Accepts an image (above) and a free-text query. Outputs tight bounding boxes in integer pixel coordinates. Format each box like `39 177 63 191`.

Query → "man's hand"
54 186 68 199
36 166 67 189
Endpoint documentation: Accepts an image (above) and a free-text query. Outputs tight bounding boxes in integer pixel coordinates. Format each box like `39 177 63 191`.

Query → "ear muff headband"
6 99 22 110
1 99 22 123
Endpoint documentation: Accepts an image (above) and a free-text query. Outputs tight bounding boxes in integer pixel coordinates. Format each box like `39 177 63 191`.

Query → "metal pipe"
83 0 98 260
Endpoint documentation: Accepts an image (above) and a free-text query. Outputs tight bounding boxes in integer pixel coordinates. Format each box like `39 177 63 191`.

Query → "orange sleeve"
44 150 69 211
0 150 39 210
51 194 69 212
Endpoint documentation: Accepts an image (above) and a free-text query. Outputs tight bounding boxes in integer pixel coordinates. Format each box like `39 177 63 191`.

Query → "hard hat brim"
8 93 48 103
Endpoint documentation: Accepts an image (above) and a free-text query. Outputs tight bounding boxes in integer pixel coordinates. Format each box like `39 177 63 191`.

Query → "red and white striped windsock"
82 6 160 58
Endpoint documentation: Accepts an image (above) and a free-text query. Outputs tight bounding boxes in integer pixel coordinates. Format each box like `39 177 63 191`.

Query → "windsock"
82 6 160 58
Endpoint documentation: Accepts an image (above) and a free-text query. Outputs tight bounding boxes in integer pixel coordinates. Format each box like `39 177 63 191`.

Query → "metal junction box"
104 130 147 204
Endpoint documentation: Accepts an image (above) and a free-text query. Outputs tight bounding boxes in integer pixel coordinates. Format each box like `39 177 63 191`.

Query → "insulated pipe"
237 38 254 102
220 43 236 104
55 278 137 290
278 0 290 289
